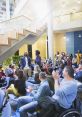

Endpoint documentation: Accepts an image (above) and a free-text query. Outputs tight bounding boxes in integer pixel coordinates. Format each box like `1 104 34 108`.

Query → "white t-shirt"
25 57 28 68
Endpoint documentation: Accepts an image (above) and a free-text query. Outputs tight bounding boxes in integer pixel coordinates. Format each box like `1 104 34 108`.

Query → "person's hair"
35 50 40 55
39 72 46 79
24 52 28 56
65 66 74 78
14 80 26 96
34 65 41 73
15 69 26 81
34 73 41 84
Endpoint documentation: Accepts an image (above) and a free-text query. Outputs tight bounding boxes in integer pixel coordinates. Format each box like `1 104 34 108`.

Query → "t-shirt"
25 57 28 68
7 84 20 97
52 79 77 109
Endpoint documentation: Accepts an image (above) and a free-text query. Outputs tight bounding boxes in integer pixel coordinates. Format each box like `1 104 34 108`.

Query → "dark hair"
14 80 26 96
15 69 26 81
65 66 74 78
39 72 46 79
34 73 41 84
36 50 40 55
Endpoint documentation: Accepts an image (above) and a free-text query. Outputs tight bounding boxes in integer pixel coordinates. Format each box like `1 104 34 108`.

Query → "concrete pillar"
47 8 54 61
6 0 10 19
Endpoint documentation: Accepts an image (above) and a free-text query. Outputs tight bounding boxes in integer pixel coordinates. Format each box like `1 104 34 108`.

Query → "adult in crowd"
0 64 5 78
76 50 81 65
7 79 26 97
5 68 15 87
0 64 6 87
10 72 51 117
72 55 77 68
15 69 26 81
39 66 78 117
0 89 11 117
20 52 31 69
20 52 32 78
35 50 41 67
75 63 82 82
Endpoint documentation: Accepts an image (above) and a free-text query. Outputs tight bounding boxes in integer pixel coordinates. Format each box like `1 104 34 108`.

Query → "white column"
6 0 10 19
47 5 54 61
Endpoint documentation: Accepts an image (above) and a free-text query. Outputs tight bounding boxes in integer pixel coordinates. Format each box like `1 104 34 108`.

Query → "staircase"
0 15 46 64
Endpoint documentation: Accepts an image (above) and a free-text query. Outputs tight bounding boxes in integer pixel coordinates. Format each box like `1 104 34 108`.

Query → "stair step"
0 45 10 54
16 33 25 39
7 31 17 39
8 38 18 46
23 29 36 35
0 37 8 45
23 29 30 35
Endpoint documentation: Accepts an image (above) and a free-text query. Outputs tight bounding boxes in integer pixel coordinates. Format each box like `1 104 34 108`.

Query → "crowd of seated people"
0 51 82 117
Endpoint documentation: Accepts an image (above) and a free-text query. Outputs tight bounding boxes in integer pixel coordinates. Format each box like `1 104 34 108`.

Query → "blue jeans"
10 96 34 112
11 100 38 117
19 101 38 117
2 102 11 117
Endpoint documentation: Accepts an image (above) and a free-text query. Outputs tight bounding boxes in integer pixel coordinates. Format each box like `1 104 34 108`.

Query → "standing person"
35 50 41 67
20 52 31 78
20 52 31 69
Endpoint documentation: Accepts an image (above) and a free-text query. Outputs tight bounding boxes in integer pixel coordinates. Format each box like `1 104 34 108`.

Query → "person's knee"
10 100 18 111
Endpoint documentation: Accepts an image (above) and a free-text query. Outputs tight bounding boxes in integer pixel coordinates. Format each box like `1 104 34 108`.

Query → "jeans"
19 101 38 117
11 98 38 117
1 102 11 117
10 96 34 112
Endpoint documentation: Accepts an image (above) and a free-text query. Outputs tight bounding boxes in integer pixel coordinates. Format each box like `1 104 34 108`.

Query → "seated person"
47 75 54 93
75 63 82 82
0 64 5 78
0 64 6 87
17 66 77 117
10 72 51 116
52 66 77 109
5 68 15 86
7 80 26 97
40 66 77 117
15 69 26 81
27 73 41 85
0 89 11 117
33 64 41 74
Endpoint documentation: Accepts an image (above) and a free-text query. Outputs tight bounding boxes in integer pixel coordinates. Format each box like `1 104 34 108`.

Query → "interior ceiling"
52 0 82 17
16 0 82 25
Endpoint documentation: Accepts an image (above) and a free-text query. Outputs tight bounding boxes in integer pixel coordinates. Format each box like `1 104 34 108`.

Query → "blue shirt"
53 79 77 109
31 80 51 100
75 71 82 82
